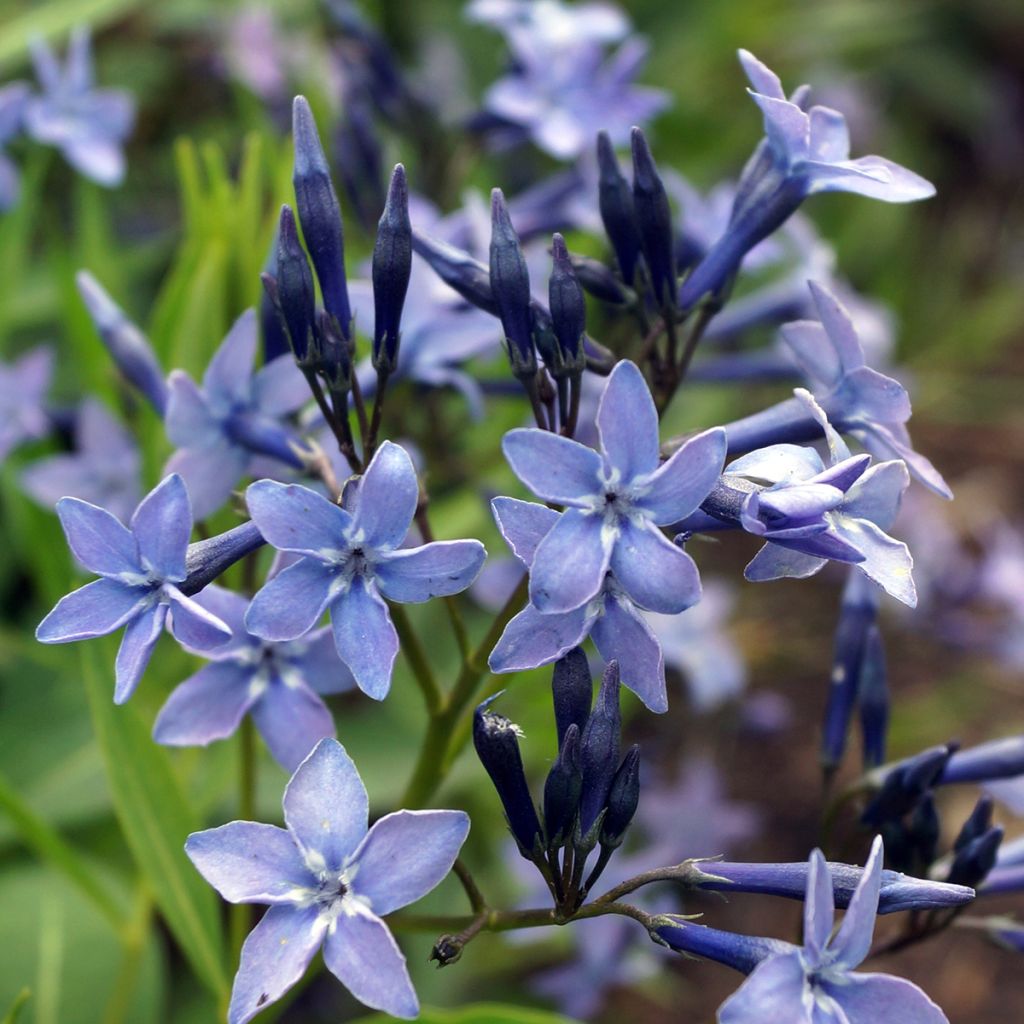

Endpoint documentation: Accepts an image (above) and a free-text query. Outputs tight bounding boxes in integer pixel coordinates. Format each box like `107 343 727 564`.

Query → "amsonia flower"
36 474 232 703
21 398 141 523
186 738 469 1023
153 585 355 772
245 441 486 699
502 359 726 615
0 81 28 210
716 837 948 1023
0 345 52 464
164 309 311 519
24 28 134 187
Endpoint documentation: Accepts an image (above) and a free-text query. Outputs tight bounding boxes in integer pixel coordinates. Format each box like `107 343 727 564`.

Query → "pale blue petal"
488 600 594 673
352 809 470 915
322 911 418 1019
611 520 701 614
246 479 350 557
727 444 823 485
283 738 368 872
833 518 916 607
36 578 150 643
165 586 232 651
591 592 667 713
841 461 909 529
245 558 337 641
795 388 851 464
717 952 812 1024
837 367 911 425
153 661 256 748
330 577 398 700
779 321 842 387
803 850 835 967
596 360 660 482
252 681 337 773
850 424 952 500
829 835 883 969
186 585 252 655
56 497 140 577
374 540 486 603
738 49 785 100
227 905 324 1024
806 156 936 202
744 543 827 582
823 972 948 1024
114 602 167 704
164 441 248 522
131 474 191 581
749 92 809 164
635 427 727 523
529 509 612 613
287 629 356 696
808 106 850 162
184 822 311 903
351 440 419 551
204 310 258 403
164 371 218 447
491 497 558 568
807 281 865 372
502 429 603 506
64 137 124 187
252 355 309 416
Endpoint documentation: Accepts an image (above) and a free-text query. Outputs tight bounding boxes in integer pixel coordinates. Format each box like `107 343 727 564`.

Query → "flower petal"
749 91 809 165
203 310 258 403
374 540 486 603
153 661 257 748
808 106 850 162
186 585 252 653
635 427 727 523
833 517 916 608
165 586 232 650
285 628 356 696
491 497 559 568
744 543 827 582
227 905 324 1024
164 371 218 448
322 910 418 1020
529 508 612 613
164 441 248 522
330 576 398 700
779 321 843 387
836 367 911 425
611 519 701 614
246 480 350 558
596 360 660 482
829 835 883 969
850 424 951 501
252 355 309 416
717 952 811 1024
727 444 823 485
352 809 470 915
114 601 168 704
841 460 909 530
803 849 835 967
55 497 141 577
351 440 419 550
245 558 337 641
821 971 948 1024
184 822 312 903
806 155 936 202
251 681 336 773
36 578 150 643
738 49 785 100
591 591 667 712
488 601 594 673
131 474 191 581
502 429 603 505
283 738 368 872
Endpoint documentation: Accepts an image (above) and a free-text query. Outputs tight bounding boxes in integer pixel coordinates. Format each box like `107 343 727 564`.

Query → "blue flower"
153 585 355 772
21 398 141 524
0 81 29 210
164 310 312 519
715 838 949 1024
24 28 134 187
501 359 726 615
36 474 232 703
186 738 469 1023
245 440 486 699
0 345 52 464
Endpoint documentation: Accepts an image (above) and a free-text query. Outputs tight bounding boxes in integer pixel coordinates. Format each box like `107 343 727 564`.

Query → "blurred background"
1 0 1023 1022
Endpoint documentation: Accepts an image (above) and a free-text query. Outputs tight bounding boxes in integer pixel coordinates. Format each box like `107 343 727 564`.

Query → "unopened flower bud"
372 164 412 374
600 744 640 849
947 826 1003 888
630 127 676 310
489 188 536 378
578 661 622 837
543 724 581 849
548 234 586 377
271 205 317 365
596 130 641 286
955 796 995 854
552 647 592 749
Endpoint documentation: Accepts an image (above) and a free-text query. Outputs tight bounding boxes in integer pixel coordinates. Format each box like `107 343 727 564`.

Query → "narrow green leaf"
0 989 30 1024
82 644 229 1001
352 1005 575 1024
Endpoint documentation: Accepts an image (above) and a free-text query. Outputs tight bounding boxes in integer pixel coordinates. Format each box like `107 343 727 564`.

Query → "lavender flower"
153 585 355 772
186 738 469 1022
164 310 311 519
0 82 28 210
21 398 141 523
0 345 52 464
25 28 134 187
245 441 486 699
36 475 232 703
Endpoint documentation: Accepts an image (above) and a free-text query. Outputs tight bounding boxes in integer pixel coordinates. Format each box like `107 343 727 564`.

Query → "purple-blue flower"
153 585 355 772
35 474 232 703
0 81 28 210
164 309 311 520
24 28 134 187
21 398 141 523
715 837 948 1023
502 359 726 615
185 738 469 1022
245 440 486 699
0 345 52 464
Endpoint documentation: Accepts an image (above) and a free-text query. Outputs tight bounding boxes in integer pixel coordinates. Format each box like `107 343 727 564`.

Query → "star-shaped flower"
502 359 726 615
153 585 355 772
164 310 311 520
245 440 486 699
24 28 134 187
0 345 52 464
36 474 232 703
717 837 948 1024
186 738 469 1023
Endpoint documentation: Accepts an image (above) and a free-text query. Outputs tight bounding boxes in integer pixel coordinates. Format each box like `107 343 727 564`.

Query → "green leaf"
352 1005 575 1024
82 643 229 1001
1 989 30 1024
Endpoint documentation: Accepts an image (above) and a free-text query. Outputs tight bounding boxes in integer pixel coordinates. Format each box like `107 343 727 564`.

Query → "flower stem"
390 604 443 715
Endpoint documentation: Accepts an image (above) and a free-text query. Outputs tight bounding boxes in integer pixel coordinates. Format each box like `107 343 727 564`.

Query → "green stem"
390 604 443 715
101 888 152 1024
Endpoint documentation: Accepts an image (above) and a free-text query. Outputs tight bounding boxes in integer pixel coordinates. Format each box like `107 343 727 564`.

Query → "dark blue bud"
570 253 636 306
947 826 1004 888
181 520 265 596
858 624 889 770
292 95 352 335
630 127 676 310
552 647 592 749
601 744 640 849
271 205 317 365
75 271 168 415
862 745 952 827
473 699 543 858
656 920 795 976
412 230 498 315
940 737 1024 785
543 724 581 849
954 796 994 854
258 236 291 363
371 164 412 374
315 309 352 393
548 234 586 376
596 130 642 286
578 661 622 837
908 793 940 869
490 188 536 378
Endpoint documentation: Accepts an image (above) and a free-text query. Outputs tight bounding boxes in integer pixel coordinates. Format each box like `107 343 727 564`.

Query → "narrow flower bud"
412 231 498 314
630 127 676 310
908 793 940 870
315 309 352 394
489 188 536 378
858 624 889 769
578 661 622 837
656 920 795 975
371 164 412 374
181 520 265 596
272 205 317 365
473 699 543 858
551 647 592 749
954 796 994 854
947 826 1004 888
548 233 586 377
596 130 642 286
862 745 952 827
940 737 1024 785
258 237 290 362
543 724 581 849
600 745 640 849
570 253 636 306
292 95 352 334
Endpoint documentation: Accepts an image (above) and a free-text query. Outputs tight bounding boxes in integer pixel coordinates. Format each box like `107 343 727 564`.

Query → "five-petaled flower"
717 836 948 1024
153 585 355 772
0 345 52 464
245 440 486 699
36 474 232 703
186 738 469 1023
